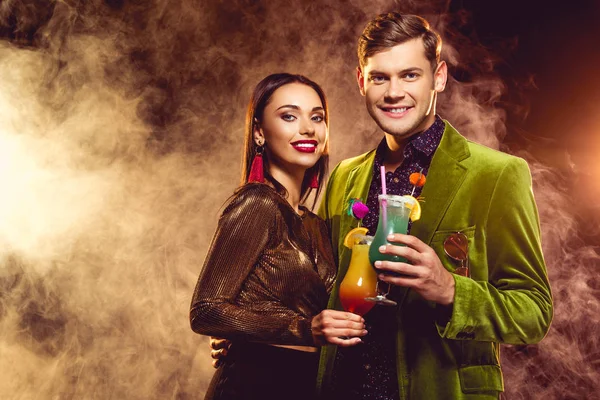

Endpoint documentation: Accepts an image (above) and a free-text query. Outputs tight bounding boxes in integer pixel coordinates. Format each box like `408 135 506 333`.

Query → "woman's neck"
268 167 304 214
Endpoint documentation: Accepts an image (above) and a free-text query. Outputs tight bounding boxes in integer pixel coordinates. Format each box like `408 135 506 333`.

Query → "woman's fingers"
327 336 363 347
312 309 368 347
321 309 365 323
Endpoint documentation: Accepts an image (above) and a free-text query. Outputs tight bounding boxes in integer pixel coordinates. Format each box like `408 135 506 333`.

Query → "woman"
189 73 366 400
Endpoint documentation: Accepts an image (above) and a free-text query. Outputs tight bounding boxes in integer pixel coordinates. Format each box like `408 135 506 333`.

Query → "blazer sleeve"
438 157 553 344
317 162 340 222
189 186 315 345
317 162 341 262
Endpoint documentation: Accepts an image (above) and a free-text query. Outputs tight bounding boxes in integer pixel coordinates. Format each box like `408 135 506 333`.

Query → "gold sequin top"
190 183 336 346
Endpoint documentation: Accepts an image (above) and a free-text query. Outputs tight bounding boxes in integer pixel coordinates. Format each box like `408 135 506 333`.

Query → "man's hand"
374 233 456 305
311 309 367 347
209 337 231 368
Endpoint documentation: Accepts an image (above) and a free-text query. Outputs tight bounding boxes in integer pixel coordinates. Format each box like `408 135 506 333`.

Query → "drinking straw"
380 166 387 233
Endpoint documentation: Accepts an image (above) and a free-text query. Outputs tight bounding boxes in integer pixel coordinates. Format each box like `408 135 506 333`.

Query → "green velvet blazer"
316 121 553 399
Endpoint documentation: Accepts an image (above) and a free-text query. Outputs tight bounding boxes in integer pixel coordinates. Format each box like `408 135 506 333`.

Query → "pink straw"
380 166 387 234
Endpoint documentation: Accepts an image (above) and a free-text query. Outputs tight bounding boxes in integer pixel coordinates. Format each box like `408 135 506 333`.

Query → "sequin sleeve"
189 185 316 345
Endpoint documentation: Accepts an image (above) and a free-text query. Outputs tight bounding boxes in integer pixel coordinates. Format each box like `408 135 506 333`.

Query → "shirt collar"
374 115 445 165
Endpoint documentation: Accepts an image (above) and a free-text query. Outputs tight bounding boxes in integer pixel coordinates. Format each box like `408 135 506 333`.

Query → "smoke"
0 0 598 399
498 162 600 399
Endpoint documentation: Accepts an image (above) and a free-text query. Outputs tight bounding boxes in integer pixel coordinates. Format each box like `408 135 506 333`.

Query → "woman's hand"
311 309 367 347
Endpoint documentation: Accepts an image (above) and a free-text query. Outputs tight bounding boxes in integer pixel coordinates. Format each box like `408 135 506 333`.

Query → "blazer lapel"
411 122 471 245
343 152 375 218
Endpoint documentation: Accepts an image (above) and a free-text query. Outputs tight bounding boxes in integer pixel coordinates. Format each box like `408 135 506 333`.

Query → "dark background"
453 0 600 150
0 0 598 398
453 0 600 246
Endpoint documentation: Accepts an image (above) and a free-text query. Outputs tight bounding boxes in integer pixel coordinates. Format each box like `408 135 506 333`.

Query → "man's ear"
434 61 448 93
356 66 366 96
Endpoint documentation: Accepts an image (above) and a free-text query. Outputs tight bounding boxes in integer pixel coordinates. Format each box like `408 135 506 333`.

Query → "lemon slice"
343 227 369 249
401 195 421 221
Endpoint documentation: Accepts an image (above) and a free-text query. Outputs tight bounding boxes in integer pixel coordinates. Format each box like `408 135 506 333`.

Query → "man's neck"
382 136 405 172
381 116 437 172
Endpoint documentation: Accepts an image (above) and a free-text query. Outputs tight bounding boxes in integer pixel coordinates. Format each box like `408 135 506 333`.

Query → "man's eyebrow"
401 67 424 74
368 67 424 76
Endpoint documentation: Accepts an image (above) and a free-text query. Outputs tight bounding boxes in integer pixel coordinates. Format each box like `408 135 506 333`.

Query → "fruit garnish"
409 172 426 187
401 195 421 221
347 198 369 219
351 201 369 220
343 227 369 249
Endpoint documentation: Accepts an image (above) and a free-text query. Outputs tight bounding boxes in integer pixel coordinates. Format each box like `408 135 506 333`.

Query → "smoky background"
0 0 598 399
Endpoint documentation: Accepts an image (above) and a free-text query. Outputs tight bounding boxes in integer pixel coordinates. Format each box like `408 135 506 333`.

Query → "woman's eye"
312 115 324 122
281 114 296 122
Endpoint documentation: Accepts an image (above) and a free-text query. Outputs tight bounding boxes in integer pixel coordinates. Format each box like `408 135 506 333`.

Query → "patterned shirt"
330 116 445 400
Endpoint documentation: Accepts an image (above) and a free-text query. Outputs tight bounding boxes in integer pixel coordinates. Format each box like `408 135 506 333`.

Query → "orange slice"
343 227 369 249
409 172 426 187
401 195 421 222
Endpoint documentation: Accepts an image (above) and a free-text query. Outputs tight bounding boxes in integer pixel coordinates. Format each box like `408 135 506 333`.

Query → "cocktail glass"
339 235 377 316
366 194 412 306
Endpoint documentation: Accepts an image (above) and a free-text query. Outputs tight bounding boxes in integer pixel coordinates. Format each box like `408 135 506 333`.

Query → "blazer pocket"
430 225 476 244
458 364 504 394
429 226 475 275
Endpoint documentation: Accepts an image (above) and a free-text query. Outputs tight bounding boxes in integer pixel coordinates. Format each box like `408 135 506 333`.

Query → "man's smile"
378 105 412 117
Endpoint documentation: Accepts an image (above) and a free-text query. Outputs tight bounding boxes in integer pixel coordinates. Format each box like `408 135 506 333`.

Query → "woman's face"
254 83 328 177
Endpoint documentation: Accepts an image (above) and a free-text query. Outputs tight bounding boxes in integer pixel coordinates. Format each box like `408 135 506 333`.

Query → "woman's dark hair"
241 73 330 208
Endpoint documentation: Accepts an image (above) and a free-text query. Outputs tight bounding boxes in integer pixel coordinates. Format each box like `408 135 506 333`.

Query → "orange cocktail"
339 240 377 316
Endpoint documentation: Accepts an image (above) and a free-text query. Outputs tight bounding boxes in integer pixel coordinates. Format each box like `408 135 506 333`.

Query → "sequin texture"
190 183 336 346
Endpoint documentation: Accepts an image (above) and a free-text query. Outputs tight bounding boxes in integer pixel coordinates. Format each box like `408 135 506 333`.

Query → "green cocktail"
368 194 411 264
366 194 411 306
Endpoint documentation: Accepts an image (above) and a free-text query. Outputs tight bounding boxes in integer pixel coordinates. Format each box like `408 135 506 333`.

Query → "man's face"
357 38 447 143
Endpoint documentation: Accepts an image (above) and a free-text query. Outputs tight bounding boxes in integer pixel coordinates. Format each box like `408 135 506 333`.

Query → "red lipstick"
291 140 318 153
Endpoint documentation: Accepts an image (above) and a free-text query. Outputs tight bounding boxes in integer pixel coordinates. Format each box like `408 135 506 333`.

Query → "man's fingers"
209 337 230 350
210 348 228 359
374 260 421 279
212 358 222 369
376 243 422 264
387 233 428 252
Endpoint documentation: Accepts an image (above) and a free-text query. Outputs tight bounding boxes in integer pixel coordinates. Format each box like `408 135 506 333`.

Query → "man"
315 12 552 399
210 12 553 399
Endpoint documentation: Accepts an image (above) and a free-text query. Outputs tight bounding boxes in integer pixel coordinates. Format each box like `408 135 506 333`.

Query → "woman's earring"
248 141 265 183
308 169 319 189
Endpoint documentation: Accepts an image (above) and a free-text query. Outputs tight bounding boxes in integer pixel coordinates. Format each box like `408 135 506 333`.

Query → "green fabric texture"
316 121 553 399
